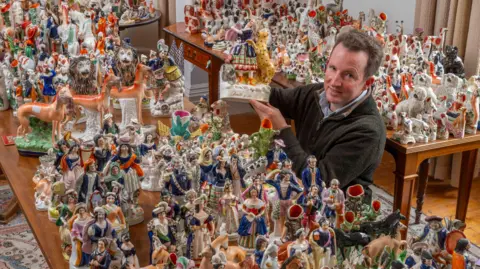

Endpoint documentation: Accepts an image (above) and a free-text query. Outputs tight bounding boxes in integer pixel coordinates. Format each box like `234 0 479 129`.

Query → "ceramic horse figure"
141 243 171 269
110 63 153 125
67 71 122 128
16 86 74 144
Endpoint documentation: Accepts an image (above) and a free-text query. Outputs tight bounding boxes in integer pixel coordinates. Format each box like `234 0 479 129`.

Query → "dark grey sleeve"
276 127 309 177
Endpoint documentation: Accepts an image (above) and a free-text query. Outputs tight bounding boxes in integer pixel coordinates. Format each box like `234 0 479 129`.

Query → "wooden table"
163 22 303 104
385 130 479 237
119 12 162 37
0 98 261 269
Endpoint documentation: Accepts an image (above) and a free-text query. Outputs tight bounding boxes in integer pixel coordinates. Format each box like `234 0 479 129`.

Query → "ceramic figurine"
82 207 118 259
69 202 92 268
286 228 312 268
283 204 304 242
321 179 345 228
301 185 322 233
103 113 120 138
254 236 268 267
436 113 450 140
185 5 201 34
89 238 112 269
412 216 447 260
404 242 429 268
33 161 58 211
151 40 185 117
392 112 416 144
248 119 279 160
102 161 125 192
103 192 128 236
221 25 272 102
119 233 140 268
442 45 465 78
437 73 461 108
217 181 240 236
105 139 144 225
56 189 78 260
59 143 84 191
186 194 215 266
238 186 268 250
300 155 323 203
77 158 102 206
465 84 479 135
265 170 303 238
395 86 428 119
447 107 467 138
261 242 280 269
310 218 336 268
362 235 407 268
165 156 191 205
225 154 246 198
452 238 476 269
148 202 177 256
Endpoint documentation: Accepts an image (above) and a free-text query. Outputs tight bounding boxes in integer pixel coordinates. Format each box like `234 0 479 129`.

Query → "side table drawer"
184 43 211 72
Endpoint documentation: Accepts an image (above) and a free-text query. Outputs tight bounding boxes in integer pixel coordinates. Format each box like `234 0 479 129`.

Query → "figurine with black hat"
419 250 435 269
413 216 447 253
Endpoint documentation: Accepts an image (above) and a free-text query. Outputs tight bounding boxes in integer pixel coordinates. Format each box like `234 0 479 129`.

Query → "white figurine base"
74 109 102 142
35 201 50 211
150 98 184 117
220 81 271 103
119 99 139 129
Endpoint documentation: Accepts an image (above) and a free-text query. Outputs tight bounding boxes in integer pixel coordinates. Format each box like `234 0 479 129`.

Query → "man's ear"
364 76 375 89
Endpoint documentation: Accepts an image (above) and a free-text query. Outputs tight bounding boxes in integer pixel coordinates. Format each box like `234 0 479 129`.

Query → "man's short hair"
333 29 384 80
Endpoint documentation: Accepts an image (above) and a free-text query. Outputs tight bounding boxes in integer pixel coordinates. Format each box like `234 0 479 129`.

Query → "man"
250 29 385 200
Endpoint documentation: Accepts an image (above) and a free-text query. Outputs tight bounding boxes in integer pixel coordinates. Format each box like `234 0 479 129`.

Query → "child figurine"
321 179 345 228
266 139 287 170
89 238 111 269
238 187 268 250
300 155 323 204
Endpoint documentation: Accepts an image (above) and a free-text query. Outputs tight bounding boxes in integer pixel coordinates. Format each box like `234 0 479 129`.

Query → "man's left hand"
250 100 289 130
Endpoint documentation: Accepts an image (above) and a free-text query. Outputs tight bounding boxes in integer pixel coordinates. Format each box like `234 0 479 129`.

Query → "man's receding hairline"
331 42 369 81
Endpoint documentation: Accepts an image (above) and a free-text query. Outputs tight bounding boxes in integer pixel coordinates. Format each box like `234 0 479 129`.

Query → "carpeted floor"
0 184 48 269
0 183 477 269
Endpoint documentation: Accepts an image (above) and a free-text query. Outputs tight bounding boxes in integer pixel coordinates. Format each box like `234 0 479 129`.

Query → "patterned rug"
0 185 48 269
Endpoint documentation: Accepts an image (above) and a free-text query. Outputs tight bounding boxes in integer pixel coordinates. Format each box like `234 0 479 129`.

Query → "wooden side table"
385 131 480 238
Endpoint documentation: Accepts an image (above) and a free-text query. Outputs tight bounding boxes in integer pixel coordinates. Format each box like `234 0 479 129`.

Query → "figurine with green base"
15 117 54 156
249 118 279 160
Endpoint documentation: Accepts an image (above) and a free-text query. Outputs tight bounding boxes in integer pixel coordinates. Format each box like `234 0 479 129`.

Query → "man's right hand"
249 100 289 131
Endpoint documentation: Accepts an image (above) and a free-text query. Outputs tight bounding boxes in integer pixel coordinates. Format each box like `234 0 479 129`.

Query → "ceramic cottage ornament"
220 27 273 102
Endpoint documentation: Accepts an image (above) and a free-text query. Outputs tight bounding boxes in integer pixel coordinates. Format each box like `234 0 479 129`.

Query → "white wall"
338 0 417 34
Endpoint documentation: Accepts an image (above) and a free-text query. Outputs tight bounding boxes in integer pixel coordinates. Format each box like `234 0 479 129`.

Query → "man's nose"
330 71 342 86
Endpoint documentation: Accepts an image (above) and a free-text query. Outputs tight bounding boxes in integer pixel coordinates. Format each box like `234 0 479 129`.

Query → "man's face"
324 43 369 110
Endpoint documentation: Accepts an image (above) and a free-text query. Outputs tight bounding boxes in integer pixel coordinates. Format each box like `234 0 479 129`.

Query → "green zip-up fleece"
269 83 386 197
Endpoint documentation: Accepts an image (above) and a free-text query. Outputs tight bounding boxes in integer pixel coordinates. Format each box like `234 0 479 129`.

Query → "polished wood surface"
385 130 480 238
118 13 161 30
0 98 260 269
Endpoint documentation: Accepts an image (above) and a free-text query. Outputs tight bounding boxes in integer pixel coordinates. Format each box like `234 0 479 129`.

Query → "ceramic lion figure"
68 55 98 95
248 29 275 84
114 43 138 87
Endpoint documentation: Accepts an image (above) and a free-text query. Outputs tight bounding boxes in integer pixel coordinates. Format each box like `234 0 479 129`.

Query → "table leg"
456 149 478 221
415 159 429 224
393 153 419 239
208 57 222 104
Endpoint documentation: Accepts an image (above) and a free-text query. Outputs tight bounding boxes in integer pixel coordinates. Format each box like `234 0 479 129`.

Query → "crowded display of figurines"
29 95 478 268
118 0 157 26
0 0 186 152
